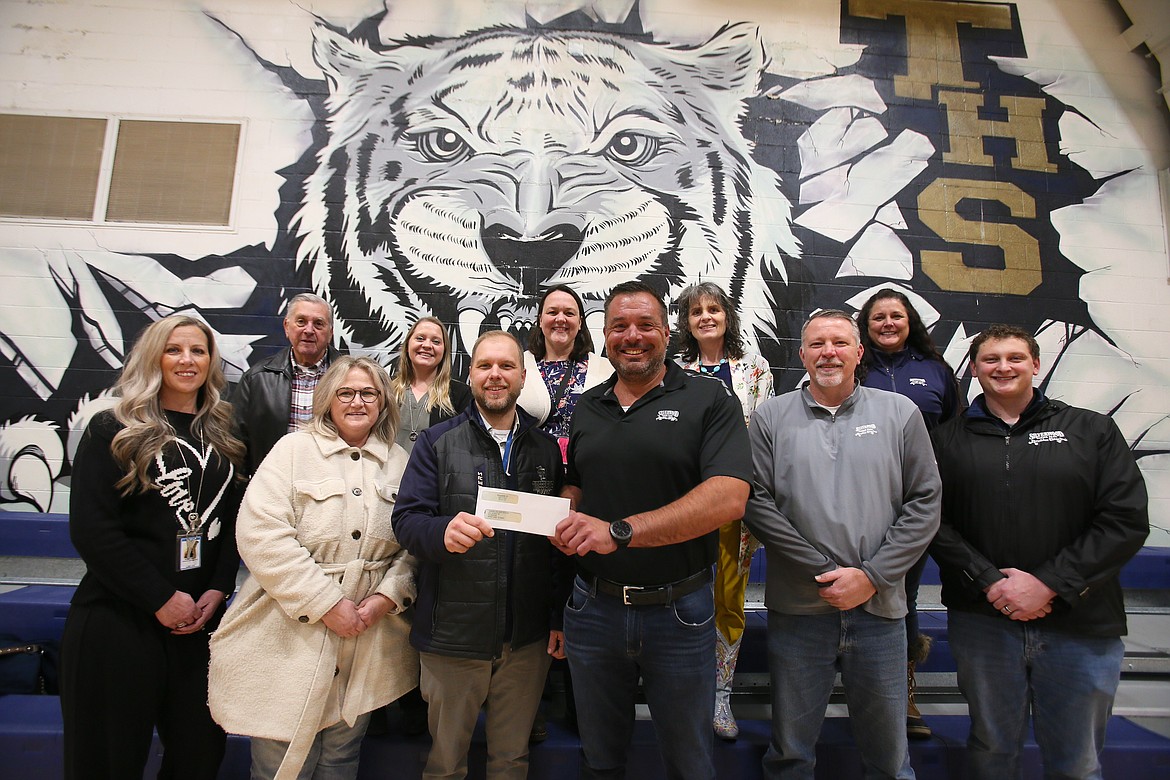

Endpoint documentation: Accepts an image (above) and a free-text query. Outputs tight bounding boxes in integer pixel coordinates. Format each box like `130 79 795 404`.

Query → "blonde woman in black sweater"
60 315 244 780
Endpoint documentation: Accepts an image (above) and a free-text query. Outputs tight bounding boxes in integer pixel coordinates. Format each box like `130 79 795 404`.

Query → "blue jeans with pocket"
249 713 370 780
949 610 1124 780
763 608 913 780
564 574 716 780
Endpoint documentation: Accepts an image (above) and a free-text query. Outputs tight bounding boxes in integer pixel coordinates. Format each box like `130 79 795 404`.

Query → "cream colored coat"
208 430 417 770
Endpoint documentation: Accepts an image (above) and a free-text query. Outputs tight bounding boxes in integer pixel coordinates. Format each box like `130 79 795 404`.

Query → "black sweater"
69 410 242 619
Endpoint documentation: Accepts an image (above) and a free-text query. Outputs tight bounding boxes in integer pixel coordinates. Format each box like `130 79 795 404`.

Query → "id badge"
177 534 202 571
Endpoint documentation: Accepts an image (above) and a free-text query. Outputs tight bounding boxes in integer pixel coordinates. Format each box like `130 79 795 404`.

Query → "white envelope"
475 486 570 536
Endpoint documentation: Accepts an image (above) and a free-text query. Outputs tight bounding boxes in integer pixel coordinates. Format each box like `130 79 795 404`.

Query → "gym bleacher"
3 510 1169 779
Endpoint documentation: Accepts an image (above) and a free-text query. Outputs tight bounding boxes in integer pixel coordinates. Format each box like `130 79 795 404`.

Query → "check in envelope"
475 486 570 536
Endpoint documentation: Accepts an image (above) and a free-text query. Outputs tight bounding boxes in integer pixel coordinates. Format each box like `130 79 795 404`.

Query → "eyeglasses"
335 387 381 403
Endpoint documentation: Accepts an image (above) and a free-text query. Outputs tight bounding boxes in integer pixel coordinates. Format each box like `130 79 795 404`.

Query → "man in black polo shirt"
554 280 752 780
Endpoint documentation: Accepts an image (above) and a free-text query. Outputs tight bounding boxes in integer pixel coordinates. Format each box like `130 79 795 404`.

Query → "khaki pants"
420 641 551 780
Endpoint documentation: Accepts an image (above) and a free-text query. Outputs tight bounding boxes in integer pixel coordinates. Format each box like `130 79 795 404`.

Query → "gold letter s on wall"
919 178 1042 295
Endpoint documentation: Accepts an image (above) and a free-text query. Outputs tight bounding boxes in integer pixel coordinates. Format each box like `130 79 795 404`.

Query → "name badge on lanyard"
177 533 202 571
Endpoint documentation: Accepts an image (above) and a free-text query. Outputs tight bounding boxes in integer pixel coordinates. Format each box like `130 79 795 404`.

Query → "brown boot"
907 635 932 740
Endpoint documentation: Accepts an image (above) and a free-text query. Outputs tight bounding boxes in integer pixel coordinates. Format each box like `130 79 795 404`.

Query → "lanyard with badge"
170 434 207 571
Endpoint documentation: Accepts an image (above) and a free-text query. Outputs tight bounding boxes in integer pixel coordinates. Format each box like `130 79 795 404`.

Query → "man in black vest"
393 331 567 780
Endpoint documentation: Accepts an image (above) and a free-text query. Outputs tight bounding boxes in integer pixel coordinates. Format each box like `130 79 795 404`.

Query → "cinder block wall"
0 0 1167 539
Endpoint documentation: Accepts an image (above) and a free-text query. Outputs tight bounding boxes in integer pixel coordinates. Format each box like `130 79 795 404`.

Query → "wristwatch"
609 519 633 548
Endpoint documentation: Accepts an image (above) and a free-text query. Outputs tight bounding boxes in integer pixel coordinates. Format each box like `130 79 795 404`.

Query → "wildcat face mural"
296 23 797 358
0 0 1166 536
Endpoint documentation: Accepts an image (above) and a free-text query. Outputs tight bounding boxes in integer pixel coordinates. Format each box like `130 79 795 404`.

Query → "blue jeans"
249 714 371 780
564 575 716 780
949 610 1124 780
764 609 913 780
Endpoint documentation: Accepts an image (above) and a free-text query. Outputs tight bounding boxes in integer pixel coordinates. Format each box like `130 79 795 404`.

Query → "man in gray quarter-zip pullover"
744 309 941 780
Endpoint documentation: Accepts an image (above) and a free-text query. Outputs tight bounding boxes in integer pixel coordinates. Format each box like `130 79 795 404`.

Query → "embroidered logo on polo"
909 378 928 386
854 424 878 437
656 410 680 422
1028 431 1068 445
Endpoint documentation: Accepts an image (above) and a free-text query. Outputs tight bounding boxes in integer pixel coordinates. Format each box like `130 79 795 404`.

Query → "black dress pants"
60 599 225 780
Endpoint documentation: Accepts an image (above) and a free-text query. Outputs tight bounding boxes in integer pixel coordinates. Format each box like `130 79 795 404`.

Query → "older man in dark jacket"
393 330 568 780
931 324 1148 780
233 293 341 474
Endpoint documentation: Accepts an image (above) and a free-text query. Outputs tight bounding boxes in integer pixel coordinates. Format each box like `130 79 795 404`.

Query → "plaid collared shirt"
289 352 329 432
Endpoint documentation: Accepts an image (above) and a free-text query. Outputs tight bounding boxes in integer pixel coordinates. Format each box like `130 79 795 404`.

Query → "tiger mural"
294 22 800 359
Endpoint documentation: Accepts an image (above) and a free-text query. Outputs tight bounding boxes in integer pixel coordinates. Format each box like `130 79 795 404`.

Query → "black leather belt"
590 569 711 606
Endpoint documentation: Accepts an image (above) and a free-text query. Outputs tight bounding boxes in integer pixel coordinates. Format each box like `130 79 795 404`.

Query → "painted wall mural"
1 0 1168 541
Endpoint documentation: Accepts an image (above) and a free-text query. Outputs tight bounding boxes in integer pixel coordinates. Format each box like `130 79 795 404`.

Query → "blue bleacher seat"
3 510 1169 779
0 585 73 644
0 512 74 558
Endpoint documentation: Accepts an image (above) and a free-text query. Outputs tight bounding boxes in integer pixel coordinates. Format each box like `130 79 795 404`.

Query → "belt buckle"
622 585 635 605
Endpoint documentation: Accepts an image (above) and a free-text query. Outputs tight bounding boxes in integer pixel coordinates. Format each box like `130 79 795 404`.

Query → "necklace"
174 426 207 528
169 423 210 572
405 389 426 441
698 359 726 375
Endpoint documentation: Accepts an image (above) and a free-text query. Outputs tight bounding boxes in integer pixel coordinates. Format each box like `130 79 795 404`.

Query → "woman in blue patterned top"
516 284 611 740
518 284 613 463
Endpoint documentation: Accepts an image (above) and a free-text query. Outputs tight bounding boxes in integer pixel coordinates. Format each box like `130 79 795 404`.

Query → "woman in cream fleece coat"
209 357 417 780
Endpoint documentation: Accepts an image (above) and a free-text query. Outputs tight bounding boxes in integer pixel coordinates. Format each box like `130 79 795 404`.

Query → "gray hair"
800 309 861 344
285 292 333 324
